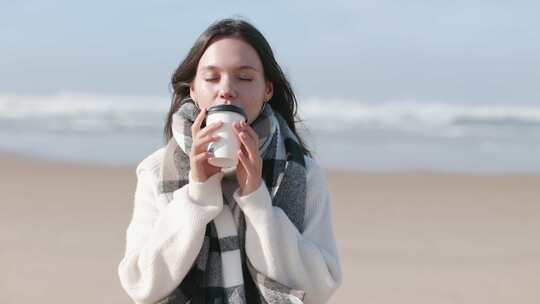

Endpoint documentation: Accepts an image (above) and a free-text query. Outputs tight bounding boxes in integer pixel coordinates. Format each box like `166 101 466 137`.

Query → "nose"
217 77 237 104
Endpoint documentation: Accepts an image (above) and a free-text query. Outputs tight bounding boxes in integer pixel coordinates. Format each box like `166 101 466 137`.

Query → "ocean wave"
0 92 168 132
2 92 540 137
1 92 539 172
299 98 540 130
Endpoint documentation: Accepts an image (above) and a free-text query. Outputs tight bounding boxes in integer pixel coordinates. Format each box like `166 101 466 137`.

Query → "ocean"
1 92 539 174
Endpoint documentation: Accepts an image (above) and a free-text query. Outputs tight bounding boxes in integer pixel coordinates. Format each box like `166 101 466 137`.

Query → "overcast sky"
2 1 539 103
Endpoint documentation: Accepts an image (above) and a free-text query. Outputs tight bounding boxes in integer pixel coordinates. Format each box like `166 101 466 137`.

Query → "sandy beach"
2 153 539 303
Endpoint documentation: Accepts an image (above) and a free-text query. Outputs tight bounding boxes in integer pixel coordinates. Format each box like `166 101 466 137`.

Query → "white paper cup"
205 104 247 168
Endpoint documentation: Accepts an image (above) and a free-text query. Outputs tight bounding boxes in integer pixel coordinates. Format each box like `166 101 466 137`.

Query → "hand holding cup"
189 107 223 182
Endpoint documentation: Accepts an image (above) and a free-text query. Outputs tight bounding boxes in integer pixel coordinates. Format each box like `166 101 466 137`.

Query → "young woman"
118 18 342 304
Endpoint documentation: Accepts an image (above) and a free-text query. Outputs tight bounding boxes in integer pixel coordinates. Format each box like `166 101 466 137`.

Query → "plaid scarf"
156 99 307 304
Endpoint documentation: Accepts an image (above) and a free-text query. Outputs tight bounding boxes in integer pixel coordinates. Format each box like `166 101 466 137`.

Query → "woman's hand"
189 107 223 182
233 120 263 196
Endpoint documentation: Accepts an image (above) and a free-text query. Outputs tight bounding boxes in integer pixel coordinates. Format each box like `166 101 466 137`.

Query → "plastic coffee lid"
207 104 247 121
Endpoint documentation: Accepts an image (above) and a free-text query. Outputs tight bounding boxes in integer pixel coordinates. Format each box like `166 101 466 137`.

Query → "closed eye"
204 77 253 82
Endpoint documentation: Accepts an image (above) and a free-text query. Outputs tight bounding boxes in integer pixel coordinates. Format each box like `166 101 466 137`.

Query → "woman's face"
190 37 273 124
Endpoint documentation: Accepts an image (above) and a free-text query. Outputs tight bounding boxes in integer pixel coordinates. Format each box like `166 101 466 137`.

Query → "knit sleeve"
233 157 343 304
117 161 225 304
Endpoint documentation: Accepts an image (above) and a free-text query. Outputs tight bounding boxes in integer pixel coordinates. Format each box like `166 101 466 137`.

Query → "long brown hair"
164 18 311 157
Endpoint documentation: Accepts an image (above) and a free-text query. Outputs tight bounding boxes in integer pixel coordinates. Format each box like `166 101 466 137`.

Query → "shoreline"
2 150 538 177
3 153 540 303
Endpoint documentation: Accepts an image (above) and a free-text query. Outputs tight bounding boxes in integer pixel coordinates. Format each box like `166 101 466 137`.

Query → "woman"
118 18 342 304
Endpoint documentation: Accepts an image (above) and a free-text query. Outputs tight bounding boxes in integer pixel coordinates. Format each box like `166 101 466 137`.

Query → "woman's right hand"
189 107 223 182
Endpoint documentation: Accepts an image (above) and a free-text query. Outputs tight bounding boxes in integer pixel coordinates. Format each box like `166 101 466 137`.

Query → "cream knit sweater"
118 147 342 304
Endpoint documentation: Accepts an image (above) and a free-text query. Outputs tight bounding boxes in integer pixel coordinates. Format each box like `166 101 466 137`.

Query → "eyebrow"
201 65 258 72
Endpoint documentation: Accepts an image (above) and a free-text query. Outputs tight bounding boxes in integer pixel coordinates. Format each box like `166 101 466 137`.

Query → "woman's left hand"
233 120 263 196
